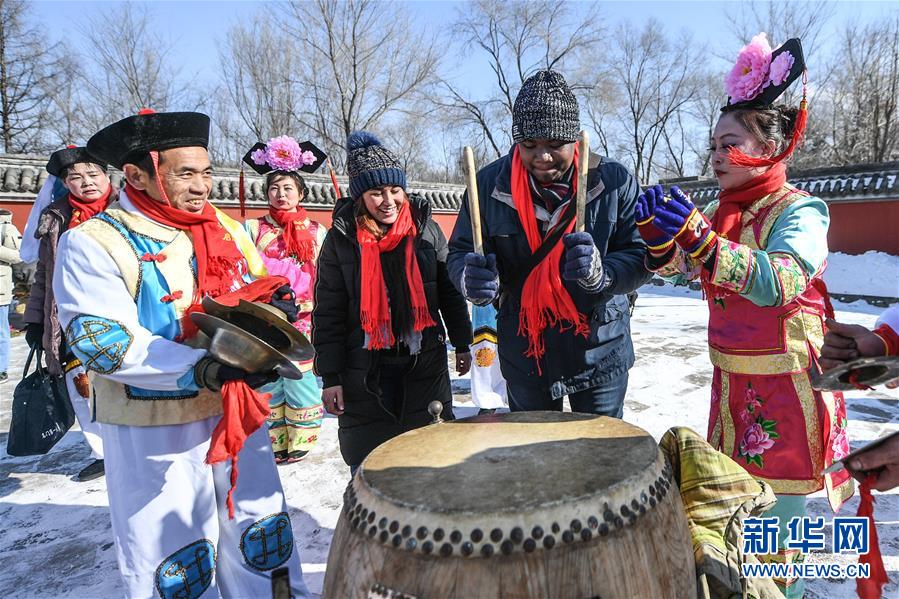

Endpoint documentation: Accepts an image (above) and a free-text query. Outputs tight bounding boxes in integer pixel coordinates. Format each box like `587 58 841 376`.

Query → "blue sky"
31 0 898 96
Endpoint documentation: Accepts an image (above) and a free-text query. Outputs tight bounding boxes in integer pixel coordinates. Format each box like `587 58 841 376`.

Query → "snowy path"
1 286 897 598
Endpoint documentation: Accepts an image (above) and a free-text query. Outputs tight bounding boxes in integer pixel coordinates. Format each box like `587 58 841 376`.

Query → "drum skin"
324 412 696 598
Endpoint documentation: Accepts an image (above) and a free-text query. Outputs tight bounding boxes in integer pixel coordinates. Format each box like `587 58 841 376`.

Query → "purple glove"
635 185 674 256
463 253 499 305
562 232 605 290
654 186 718 262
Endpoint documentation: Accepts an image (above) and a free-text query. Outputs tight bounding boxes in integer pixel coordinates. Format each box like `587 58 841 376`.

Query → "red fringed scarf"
269 206 315 263
356 201 434 350
127 184 246 299
727 97 809 168
857 474 889 598
711 162 787 241
510 146 589 368
68 186 113 229
200 276 290 519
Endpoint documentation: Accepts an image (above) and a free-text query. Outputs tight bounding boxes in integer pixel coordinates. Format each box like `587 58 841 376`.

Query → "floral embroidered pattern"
831 417 850 461
737 381 780 467
769 252 808 304
711 240 753 293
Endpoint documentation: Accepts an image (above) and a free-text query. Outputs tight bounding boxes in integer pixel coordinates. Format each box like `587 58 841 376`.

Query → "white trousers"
65 366 103 459
102 416 310 599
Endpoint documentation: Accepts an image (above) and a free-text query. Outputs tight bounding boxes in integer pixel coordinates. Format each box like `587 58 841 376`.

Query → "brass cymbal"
191 312 304 380
810 355 899 391
200 295 313 361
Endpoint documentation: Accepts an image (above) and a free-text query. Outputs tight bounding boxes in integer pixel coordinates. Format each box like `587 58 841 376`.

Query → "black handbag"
6 348 76 456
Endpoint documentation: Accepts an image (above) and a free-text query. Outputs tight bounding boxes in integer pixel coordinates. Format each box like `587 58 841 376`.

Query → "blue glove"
562 232 605 290
635 185 674 256
654 186 718 262
463 253 499 305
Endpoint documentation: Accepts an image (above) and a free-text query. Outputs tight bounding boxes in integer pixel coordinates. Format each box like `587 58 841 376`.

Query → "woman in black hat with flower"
637 35 853 598
242 135 328 464
312 131 472 470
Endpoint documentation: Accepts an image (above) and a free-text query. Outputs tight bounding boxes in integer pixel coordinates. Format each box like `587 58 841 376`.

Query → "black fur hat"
87 109 210 169
46 146 107 177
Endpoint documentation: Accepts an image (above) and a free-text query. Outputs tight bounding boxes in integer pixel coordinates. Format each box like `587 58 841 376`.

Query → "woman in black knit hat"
312 131 473 470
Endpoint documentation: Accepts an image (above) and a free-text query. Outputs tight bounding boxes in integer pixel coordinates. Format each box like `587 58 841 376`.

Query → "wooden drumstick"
463 146 484 255
576 131 589 233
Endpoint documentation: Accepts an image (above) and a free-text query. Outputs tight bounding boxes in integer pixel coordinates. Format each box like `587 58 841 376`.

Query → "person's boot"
0 372 8 382
477 408 496 415
77 459 105 482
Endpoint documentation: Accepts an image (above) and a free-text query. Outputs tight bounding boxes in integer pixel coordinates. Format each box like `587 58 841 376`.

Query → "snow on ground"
824 251 899 298
1 286 898 598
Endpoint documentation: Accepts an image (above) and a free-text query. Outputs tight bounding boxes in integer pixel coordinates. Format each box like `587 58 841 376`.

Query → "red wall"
5 196 893 256
827 201 899 255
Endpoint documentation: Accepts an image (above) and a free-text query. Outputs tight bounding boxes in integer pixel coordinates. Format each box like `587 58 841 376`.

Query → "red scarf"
269 206 315 263
68 186 113 229
356 201 434 350
510 146 589 368
857 474 889 598
200 276 291 519
126 184 246 299
711 162 787 241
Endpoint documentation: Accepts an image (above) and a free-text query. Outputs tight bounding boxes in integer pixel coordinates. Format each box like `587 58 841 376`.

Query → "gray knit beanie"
511 70 580 143
346 131 407 200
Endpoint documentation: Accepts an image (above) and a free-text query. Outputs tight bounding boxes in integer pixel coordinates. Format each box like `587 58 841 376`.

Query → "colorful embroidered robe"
653 184 853 511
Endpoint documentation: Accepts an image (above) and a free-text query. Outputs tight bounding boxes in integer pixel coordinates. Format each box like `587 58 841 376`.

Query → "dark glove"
268 284 299 323
25 323 44 350
194 357 279 392
635 185 674 257
654 186 718 263
462 253 499 306
562 232 605 290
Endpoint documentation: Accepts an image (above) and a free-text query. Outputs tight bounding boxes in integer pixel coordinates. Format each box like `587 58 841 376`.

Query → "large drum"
324 412 696 598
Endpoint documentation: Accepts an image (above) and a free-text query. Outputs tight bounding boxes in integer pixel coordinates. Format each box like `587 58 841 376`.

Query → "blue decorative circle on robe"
66 314 134 374
240 512 294 571
154 539 216 599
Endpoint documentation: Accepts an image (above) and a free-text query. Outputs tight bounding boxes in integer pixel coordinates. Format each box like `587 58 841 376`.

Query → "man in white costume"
53 110 310 598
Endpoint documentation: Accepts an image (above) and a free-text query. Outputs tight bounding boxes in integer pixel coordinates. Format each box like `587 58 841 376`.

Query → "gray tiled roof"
659 161 899 205
0 154 466 212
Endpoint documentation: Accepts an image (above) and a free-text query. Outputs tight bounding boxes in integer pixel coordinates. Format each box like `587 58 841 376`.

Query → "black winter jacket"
312 194 473 465
447 151 651 399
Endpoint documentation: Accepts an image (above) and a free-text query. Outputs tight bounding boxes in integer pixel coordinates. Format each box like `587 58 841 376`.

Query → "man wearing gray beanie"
448 69 651 416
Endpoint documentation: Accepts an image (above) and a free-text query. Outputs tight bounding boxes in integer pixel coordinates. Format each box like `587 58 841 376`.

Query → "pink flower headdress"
238 136 327 216
250 136 318 172
722 35 808 168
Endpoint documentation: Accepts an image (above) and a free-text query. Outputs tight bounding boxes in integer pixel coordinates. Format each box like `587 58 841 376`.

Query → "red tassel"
239 166 246 218
728 71 810 168
857 474 889 599
327 158 340 199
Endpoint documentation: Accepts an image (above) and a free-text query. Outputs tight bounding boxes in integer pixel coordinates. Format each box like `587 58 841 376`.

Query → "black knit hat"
46 146 107 177
87 109 210 169
346 131 406 200
511 70 580 143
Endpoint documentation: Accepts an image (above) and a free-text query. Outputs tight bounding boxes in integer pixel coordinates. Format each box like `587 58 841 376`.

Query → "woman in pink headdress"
636 34 852 598
243 136 328 464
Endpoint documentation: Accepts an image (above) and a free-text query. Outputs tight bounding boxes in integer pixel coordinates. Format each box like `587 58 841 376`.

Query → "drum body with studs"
324 412 696 598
